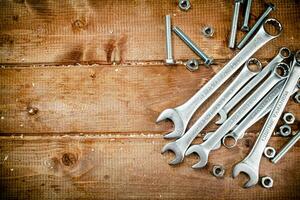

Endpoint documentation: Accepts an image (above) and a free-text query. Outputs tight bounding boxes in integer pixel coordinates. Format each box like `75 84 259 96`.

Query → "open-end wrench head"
215 109 227 125
161 141 185 165
233 162 259 188
185 145 209 169
156 108 185 139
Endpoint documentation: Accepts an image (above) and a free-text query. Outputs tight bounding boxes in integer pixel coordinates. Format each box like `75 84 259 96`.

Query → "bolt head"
165 58 175 65
178 0 191 11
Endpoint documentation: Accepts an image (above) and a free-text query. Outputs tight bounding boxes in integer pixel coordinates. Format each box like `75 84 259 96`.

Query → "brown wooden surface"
0 0 300 199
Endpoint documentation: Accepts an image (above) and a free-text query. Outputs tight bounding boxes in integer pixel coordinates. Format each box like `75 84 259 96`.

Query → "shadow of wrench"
216 47 291 125
233 53 300 188
185 63 290 168
161 59 262 164
156 19 283 139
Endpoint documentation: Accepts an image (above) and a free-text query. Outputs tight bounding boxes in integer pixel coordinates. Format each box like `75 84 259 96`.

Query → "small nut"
178 0 191 11
261 176 273 189
186 59 199 71
263 146 276 159
294 92 300 104
212 165 225 178
202 26 214 38
282 112 295 125
279 124 291 137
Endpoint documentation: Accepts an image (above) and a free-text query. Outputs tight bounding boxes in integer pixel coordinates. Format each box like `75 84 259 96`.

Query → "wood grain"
0 0 299 64
0 135 299 199
0 64 299 134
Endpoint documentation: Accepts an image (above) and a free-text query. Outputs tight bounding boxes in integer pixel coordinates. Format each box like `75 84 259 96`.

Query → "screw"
272 130 300 164
237 3 275 49
228 0 242 48
241 0 253 31
173 26 213 66
165 15 175 65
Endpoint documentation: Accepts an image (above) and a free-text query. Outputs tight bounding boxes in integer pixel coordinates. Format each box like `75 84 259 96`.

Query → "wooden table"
0 0 299 199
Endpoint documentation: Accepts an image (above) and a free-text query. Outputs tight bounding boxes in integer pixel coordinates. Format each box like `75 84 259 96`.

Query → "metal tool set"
158 1 300 188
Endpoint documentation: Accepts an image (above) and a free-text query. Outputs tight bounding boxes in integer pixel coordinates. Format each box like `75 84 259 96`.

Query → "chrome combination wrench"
185 63 290 169
161 59 262 164
233 53 300 188
204 81 298 150
216 47 291 124
156 19 282 139
221 83 299 149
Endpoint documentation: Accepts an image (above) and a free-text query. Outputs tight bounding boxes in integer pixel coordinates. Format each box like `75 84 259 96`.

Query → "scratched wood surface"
0 0 300 199
0 0 299 64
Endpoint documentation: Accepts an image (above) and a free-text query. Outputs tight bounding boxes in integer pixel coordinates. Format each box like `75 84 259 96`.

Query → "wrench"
216 47 291 124
204 83 298 150
185 63 290 169
233 53 300 188
157 18 282 139
222 83 299 149
162 59 262 164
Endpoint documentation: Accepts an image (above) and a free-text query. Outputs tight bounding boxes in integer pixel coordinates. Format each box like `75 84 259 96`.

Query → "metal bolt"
173 26 213 66
241 0 253 31
228 0 242 48
178 0 191 11
271 130 300 164
261 176 273 188
237 3 276 49
165 15 175 65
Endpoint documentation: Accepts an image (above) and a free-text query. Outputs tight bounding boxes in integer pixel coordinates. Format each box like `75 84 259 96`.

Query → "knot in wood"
61 153 77 166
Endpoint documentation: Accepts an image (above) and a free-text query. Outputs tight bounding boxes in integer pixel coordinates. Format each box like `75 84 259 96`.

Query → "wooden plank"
1 64 299 134
0 135 299 199
0 0 299 64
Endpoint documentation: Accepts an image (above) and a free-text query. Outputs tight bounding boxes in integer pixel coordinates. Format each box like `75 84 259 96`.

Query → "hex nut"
279 124 292 137
178 0 191 11
294 92 300 104
212 165 225 178
186 59 199 71
261 176 273 189
264 146 276 159
202 26 214 38
282 112 295 125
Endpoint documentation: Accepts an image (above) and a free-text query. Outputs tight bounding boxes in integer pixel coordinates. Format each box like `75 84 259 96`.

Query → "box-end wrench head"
156 18 282 139
216 47 291 125
233 52 300 188
162 59 262 164
185 63 290 169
